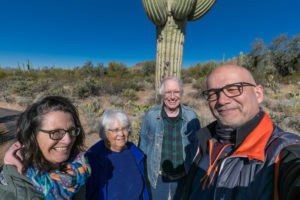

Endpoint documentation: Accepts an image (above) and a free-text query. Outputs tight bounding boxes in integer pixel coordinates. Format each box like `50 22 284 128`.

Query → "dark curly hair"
16 96 85 173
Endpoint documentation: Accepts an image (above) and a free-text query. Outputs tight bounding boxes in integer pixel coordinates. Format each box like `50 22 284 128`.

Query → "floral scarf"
27 152 91 200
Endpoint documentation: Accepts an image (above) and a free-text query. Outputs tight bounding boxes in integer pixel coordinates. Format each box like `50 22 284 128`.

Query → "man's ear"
255 85 264 103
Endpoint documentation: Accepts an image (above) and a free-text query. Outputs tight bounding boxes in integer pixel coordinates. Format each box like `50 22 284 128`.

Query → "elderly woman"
85 109 149 200
0 96 90 200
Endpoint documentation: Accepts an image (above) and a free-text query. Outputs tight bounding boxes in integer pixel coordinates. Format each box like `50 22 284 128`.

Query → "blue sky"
0 0 299 69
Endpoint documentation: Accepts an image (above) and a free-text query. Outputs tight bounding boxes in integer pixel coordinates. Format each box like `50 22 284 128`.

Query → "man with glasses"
138 76 200 199
184 65 300 200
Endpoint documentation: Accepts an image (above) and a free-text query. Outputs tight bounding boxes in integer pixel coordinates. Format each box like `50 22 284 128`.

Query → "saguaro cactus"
142 0 216 92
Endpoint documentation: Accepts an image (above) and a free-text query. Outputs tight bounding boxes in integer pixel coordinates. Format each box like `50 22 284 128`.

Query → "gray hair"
99 109 131 141
158 76 183 96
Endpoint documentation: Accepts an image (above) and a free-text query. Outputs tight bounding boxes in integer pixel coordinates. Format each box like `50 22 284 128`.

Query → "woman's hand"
3 141 23 174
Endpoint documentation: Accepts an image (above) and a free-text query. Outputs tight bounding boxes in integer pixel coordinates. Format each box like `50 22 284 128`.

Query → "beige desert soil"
0 102 24 112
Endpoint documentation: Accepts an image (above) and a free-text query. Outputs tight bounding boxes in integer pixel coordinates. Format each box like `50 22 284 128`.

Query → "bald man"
184 65 300 200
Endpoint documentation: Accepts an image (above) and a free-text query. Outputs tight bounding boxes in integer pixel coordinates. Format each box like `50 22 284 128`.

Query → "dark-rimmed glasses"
39 127 80 140
202 82 256 101
108 126 130 134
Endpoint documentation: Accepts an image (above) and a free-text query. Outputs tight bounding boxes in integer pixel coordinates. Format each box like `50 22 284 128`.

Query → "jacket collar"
231 112 274 161
235 110 264 146
161 105 182 121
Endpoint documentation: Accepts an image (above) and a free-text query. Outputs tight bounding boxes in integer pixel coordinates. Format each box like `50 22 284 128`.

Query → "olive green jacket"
0 165 86 200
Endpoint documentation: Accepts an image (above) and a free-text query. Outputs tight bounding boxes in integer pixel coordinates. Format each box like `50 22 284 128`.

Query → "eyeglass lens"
108 127 129 133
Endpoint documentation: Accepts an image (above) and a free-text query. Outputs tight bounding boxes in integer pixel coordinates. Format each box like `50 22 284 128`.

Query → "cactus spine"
142 0 216 92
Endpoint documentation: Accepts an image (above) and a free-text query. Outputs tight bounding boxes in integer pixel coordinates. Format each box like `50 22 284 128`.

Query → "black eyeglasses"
39 127 80 140
202 82 256 101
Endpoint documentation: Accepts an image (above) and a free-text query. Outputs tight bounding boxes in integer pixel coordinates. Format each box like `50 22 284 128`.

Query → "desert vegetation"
0 34 299 155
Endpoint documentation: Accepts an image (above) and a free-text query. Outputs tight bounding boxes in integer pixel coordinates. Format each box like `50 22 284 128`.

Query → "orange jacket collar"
231 113 274 161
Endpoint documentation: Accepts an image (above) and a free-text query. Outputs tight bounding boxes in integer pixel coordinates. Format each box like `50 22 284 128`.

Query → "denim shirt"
138 104 201 188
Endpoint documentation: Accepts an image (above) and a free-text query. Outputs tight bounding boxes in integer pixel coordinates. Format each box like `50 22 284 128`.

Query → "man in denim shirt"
138 76 200 199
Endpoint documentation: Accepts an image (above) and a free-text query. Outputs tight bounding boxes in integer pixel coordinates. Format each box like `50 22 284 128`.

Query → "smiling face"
36 111 76 166
106 120 129 152
162 79 181 113
207 65 264 128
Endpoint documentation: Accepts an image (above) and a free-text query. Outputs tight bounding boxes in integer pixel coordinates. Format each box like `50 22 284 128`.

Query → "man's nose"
217 90 231 104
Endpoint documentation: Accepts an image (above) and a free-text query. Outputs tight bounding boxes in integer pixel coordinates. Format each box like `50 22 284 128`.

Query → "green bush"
73 77 99 98
122 89 138 102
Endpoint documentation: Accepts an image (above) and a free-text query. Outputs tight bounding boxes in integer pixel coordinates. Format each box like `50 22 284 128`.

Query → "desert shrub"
100 77 144 95
47 86 69 97
0 79 8 92
7 78 36 97
269 113 300 134
0 91 15 103
182 76 194 84
16 96 33 106
30 79 51 93
85 98 104 117
144 90 157 105
0 69 9 79
252 68 279 93
79 97 104 134
182 61 217 80
281 98 300 113
101 79 126 95
141 60 155 76
262 98 284 112
142 76 155 89
191 78 207 99
281 116 300 133
133 105 151 117
73 77 99 98
185 90 201 101
280 73 300 84
109 95 123 107
129 119 141 145
285 90 300 98
122 89 138 102
128 77 146 91
192 78 206 91
123 103 152 145
107 62 128 76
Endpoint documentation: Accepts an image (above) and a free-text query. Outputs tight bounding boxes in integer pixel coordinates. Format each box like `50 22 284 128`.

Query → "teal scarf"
27 152 91 200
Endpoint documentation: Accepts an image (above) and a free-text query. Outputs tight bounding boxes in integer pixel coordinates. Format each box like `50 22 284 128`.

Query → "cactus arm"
188 0 216 21
142 0 168 25
171 0 196 20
